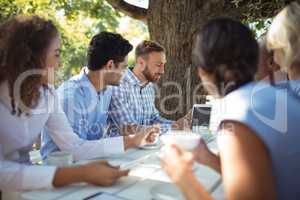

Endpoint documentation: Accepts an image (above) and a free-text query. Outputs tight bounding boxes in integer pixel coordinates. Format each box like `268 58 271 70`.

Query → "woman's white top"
0 82 124 191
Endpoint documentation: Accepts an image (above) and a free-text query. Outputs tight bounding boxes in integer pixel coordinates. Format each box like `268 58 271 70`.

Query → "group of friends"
0 1 300 200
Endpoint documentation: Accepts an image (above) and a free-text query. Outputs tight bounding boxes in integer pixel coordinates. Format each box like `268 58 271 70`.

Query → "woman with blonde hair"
256 34 287 82
267 1 300 80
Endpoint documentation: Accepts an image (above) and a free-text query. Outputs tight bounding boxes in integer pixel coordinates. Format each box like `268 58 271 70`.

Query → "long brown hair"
0 16 58 116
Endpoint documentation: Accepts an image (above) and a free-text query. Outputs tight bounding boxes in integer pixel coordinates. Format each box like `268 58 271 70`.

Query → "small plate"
139 144 161 150
139 141 161 150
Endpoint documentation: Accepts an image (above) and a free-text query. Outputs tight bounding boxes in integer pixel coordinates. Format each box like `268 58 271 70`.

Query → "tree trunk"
147 0 228 120
148 1 198 119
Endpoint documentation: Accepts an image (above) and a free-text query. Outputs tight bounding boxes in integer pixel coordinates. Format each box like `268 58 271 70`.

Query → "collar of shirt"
73 67 110 99
123 69 151 89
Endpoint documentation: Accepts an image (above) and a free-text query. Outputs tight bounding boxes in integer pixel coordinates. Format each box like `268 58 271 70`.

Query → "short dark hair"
192 17 258 96
87 31 133 71
135 40 165 59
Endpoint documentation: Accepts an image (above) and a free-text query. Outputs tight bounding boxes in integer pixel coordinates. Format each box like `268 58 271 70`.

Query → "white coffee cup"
160 130 201 151
47 151 73 167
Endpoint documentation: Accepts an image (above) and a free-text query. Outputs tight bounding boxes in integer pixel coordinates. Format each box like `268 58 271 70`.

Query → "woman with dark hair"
161 17 300 200
0 16 155 191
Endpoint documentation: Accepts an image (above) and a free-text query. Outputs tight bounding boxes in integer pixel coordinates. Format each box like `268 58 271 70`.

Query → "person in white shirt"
0 16 157 191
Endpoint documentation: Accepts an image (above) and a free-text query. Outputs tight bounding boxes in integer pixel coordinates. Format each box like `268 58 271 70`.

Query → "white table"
5 140 222 200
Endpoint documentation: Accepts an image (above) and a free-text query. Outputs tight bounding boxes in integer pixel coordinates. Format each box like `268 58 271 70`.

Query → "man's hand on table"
172 109 192 130
124 126 160 149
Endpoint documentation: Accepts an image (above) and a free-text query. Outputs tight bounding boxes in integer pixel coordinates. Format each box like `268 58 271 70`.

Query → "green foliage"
116 16 149 67
0 0 121 84
249 19 272 38
0 0 150 84
230 0 291 20
229 0 290 38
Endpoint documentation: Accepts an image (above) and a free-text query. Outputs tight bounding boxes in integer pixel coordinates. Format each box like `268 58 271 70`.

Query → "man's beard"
142 65 161 82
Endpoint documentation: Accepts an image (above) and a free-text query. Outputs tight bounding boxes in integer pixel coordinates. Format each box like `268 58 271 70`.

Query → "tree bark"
106 0 147 23
106 0 291 120
147 0 220 119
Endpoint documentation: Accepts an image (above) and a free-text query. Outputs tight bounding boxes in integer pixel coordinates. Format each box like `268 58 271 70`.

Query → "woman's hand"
160 143 195 186
53 160 129 187
160 143 214 200
192 139 221 173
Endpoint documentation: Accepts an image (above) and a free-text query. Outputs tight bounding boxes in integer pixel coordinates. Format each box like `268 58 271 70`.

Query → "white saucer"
139 141 161 150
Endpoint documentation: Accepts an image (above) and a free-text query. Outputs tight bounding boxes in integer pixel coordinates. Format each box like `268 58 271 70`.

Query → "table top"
9 140 222 200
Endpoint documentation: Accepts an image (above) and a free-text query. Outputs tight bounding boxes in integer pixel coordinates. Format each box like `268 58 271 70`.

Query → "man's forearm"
120 124 142 136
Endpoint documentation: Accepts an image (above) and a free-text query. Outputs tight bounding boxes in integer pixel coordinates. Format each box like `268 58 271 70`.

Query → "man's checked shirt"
108 69 173 135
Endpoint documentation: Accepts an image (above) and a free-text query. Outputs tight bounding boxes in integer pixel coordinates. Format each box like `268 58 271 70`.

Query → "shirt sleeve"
0 149 57 191
57 84 93 140
150 106 174 125
150 106 174 132
44 89 125 161
149 84 174 131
